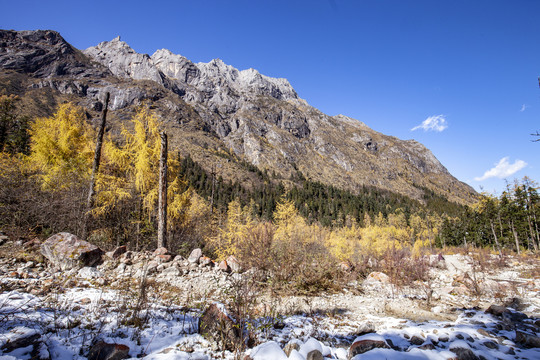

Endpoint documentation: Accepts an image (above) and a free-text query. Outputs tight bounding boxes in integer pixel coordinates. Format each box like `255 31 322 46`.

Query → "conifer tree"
27 103 94 190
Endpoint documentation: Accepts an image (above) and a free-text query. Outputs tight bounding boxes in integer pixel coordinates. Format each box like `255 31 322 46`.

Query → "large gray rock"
40 232 103 271
188 248 203 264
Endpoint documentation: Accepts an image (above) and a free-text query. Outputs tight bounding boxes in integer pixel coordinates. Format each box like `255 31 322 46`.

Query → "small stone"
502 310 527 324
354 321 375 336
156 254 172 263
410 335 424 346
283 341 300 356
482 340 498 350
306 349 323 360
477 328 491 338
106 246 127 259
199 256 213 267
153 247 169 256
218 260 230 272
438 336 449 342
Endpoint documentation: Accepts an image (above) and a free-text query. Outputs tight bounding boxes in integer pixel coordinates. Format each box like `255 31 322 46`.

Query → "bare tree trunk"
82 92 110 239
157 132 168 249
534 211 540 251
490 220 502 256
210 164 215 214
527 216 538 252
511 220 520 255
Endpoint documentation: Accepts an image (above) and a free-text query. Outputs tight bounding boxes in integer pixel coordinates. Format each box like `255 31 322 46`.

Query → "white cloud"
474 157 528 181
520 104 528 112
411 115 448 132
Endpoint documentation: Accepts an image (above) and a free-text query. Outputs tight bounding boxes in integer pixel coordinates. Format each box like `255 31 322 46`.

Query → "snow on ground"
0 253 539 359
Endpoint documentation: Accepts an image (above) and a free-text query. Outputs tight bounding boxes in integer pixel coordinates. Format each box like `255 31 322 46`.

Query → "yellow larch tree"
209 199 253 260
93 106 191 230
27 103 94 190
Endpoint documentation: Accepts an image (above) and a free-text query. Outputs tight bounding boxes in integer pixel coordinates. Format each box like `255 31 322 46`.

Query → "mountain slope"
0 29 476 205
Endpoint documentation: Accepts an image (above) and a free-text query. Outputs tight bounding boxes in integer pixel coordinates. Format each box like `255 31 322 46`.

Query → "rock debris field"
0 232 539 360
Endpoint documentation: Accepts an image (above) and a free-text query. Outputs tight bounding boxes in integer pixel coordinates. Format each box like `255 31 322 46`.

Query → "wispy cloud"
411 115 448 132
474 157 527 181
520 104 528 112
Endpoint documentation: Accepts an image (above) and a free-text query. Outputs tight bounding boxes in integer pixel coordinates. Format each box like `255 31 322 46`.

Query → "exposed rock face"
0 29 477 204
0 30 108 78
40 232 103 271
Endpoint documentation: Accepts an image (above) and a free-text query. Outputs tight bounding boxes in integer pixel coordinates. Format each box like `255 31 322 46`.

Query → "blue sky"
3 0 540 195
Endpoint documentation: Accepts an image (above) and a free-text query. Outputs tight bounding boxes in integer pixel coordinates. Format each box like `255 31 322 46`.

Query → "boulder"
450 347 480 360
348 334 390 359
227 255 242 273
188 248 203 264
485 304 506 317
199 303 243 351
153 247 169 256
1 331 40 353
306 350 323 360
364 271 390 284
283 340 301 356
515 330 540 348
106 246 127 259
429 253 446 269
87 341 130 360
354 321 375 336
199 256 213 267
410 335 425 346
40 233 103 271
218 260 230 272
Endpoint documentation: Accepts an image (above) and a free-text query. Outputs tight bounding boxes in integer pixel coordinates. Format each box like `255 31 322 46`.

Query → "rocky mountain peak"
84 38 162 83
84 37 299 111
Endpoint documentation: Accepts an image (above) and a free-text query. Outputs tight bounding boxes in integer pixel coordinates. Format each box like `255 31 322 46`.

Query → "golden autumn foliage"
209 199 253 260
325 219 361 261
210 196 443 271
26 103 94 190
93 106 191 226
23 102 193 248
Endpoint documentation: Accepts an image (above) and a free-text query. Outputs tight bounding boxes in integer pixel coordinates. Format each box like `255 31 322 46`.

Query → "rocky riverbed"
0 233 539 359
